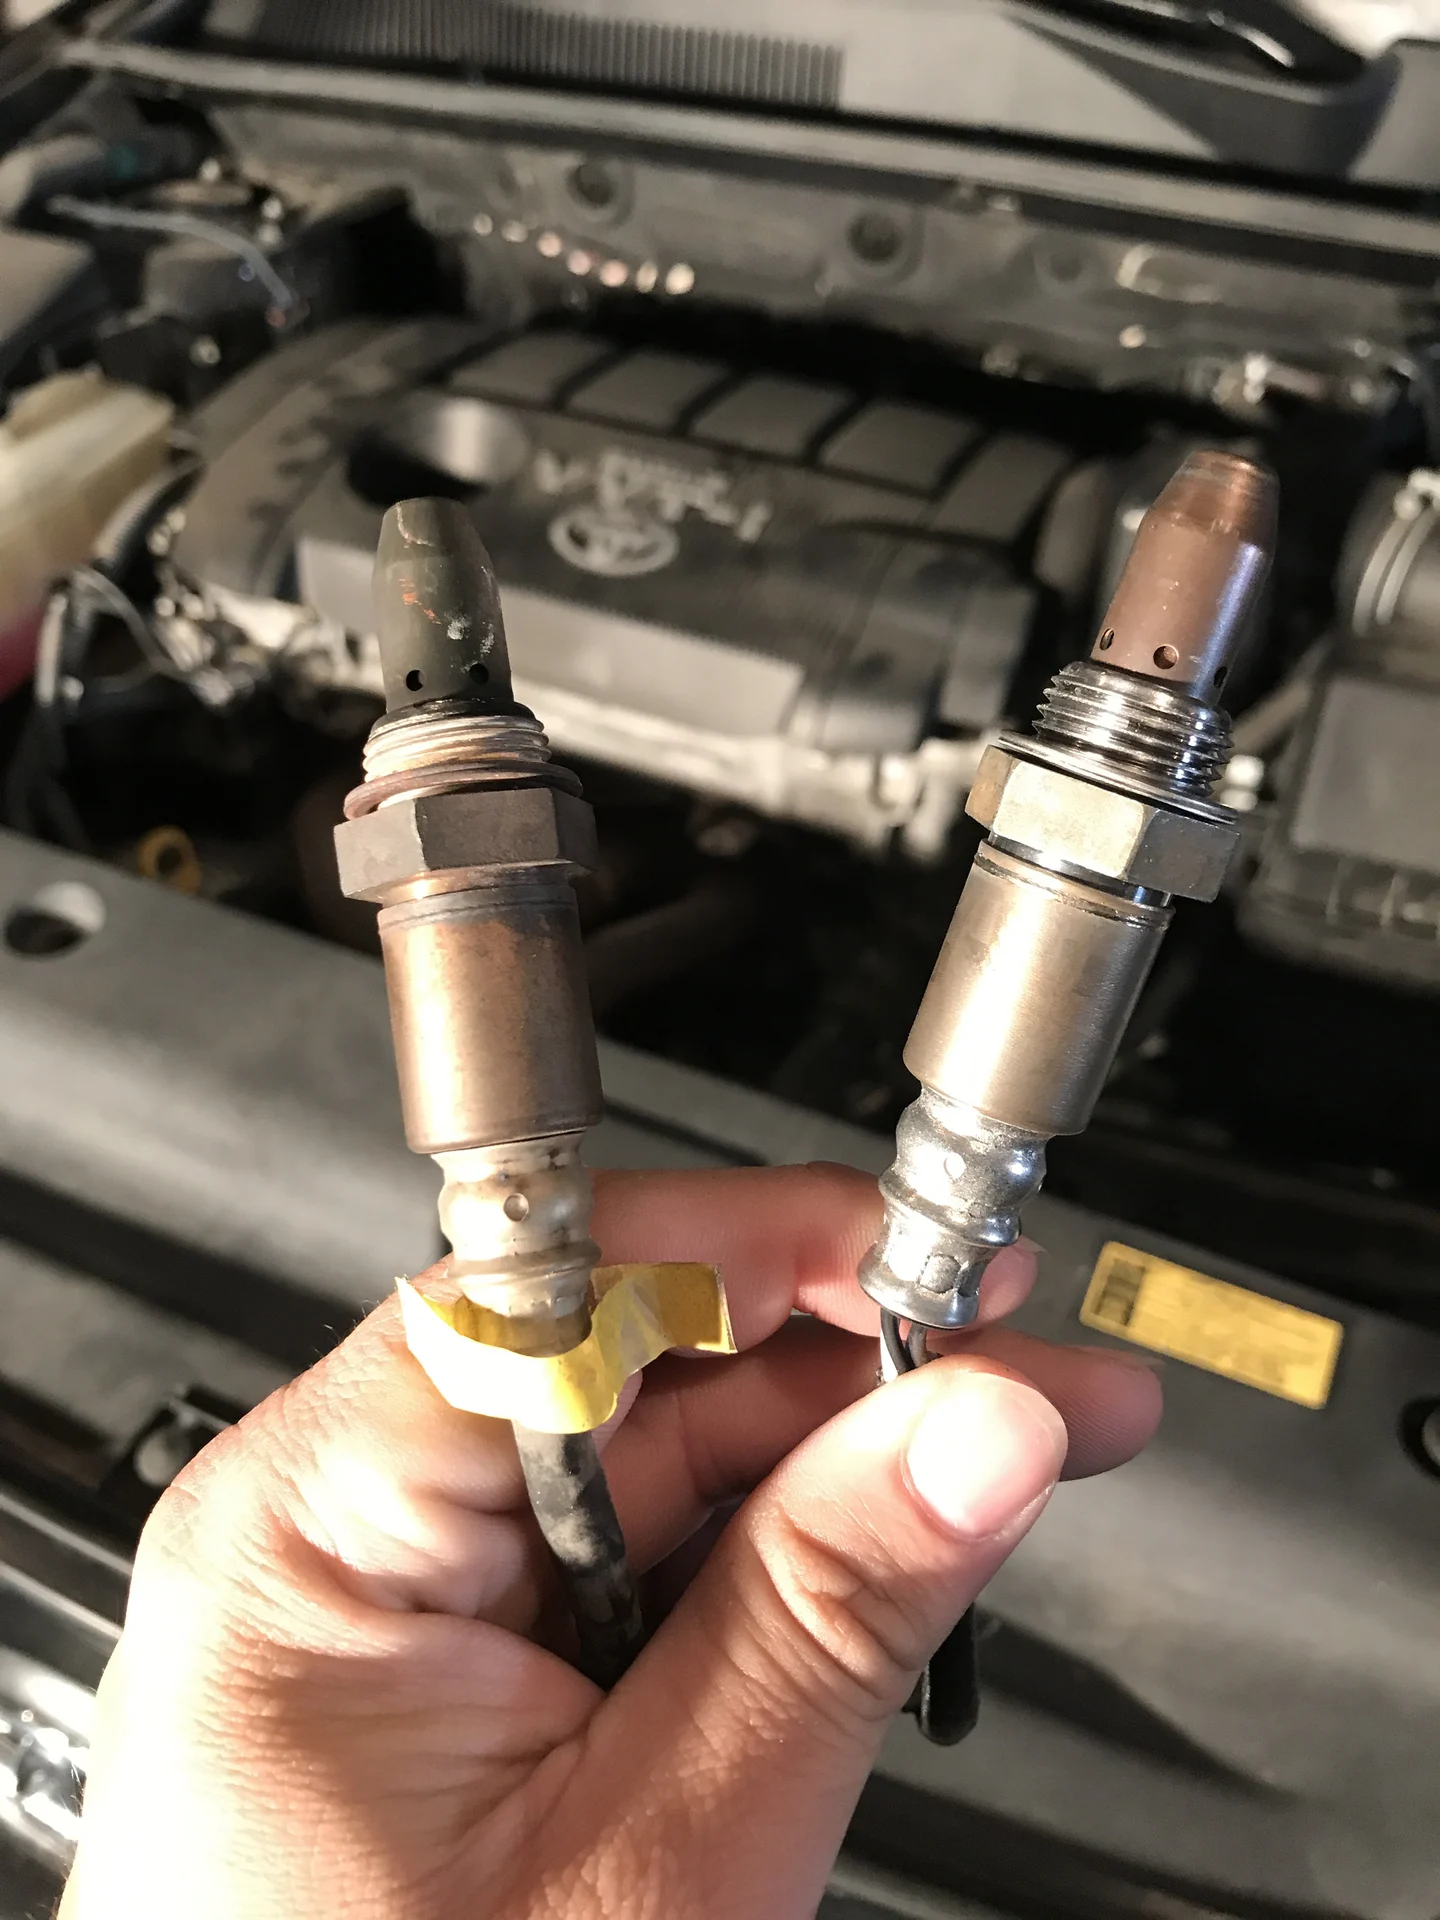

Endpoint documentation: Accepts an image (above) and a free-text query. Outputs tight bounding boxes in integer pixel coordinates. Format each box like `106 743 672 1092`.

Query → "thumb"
581 1357 1067 1918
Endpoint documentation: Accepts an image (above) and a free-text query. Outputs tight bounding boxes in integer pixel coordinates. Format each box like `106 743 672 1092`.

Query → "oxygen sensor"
334 499 737 1688
861 448 1278 1738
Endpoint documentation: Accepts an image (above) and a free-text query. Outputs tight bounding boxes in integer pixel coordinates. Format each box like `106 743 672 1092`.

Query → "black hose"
583 872 757 1019
512 1425 646 1690
882 1309 981 1746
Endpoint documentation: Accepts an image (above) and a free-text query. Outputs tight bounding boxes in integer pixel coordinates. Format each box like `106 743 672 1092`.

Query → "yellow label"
1080 1241 1343 1409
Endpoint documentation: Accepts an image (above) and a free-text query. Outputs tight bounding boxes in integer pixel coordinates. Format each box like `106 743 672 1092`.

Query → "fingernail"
1016 1235 1046 1255
906 1374 1068 1541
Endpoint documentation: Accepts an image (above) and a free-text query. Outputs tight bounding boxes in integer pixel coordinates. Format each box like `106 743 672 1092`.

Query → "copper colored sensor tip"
1162 448 1280 541
1090 448 1278 703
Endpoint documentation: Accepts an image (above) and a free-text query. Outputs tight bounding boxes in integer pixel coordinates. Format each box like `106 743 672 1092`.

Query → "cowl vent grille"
203 0 844 109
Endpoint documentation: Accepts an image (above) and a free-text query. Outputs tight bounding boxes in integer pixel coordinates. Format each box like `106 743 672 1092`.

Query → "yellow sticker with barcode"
1080 1241 1343 1409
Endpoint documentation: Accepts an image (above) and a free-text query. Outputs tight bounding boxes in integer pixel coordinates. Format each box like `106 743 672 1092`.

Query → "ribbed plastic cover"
202 0 843 108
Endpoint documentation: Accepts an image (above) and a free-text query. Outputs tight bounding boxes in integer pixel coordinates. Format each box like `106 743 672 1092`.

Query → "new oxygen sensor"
861 448 1278 1739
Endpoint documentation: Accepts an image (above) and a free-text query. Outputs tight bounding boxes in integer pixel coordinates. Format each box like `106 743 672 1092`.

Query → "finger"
606 1320 877 1568
273 1165 1033 1606
592 1163 1038 1344
937 1326 1163 1478
602 1320 1158 1575
555 1356 1069 1917
192 1167 1046 1633
185 1162 904 1625
173 1303 547 1627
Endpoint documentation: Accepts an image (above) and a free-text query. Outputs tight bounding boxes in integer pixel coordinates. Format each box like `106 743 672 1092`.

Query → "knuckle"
132 1384 310 1612
137 1466 207 1569
787 1163 882 1285
733 1504 923 1737
136 1417 270 1585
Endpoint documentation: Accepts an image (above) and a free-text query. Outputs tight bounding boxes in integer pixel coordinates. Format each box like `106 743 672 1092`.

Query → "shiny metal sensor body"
861 450 1277 1330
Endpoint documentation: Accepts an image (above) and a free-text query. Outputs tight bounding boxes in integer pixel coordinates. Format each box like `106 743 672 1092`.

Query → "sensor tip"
1163 447 1279 546
1090 449 1278 703
373 497 513 714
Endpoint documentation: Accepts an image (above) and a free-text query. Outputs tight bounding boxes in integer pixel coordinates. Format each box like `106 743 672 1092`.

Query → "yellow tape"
397 1262 736 1433
1080 1240 1343 1409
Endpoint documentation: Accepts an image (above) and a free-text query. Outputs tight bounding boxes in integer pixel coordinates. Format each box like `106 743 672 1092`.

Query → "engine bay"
3 0 1440 1910
3 79 1437 1321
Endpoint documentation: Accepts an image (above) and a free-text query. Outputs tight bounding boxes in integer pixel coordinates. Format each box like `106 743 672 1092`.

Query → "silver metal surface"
904 847 1171 1139
861 452 1268 1330
860 1090 1047 1329
995 727 1241 825
342 503 644 1667
437 1132 599 1332
357 705 575 805
1034 660 1233 797
377 877 603 1155
0 1645 92 1868
334 783 598 903
1085 449 1275 703
340 503 608 1342
966 744 1237 901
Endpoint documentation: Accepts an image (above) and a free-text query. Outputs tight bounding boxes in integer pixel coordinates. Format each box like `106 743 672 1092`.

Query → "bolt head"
967 746 1239 901
335 785 597 902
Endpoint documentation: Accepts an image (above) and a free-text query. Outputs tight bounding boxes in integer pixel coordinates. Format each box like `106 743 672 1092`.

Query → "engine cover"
164 321 1073 854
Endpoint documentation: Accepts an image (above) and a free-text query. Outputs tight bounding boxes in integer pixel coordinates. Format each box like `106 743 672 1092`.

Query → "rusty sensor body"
335 499 646 1689
335 497 604 1356
861 450 1278 1333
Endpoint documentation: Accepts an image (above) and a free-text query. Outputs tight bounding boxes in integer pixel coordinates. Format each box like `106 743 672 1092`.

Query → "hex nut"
965 746 1238 901
335 786 597 902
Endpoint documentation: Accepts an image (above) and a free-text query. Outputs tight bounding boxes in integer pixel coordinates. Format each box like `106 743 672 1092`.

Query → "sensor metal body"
335 498 642 1685
862 450 1277 1333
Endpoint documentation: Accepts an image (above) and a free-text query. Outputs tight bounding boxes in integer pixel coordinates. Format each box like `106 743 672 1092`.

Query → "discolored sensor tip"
1090 448 1279 703
373 497 514 715
1163 448 1279 546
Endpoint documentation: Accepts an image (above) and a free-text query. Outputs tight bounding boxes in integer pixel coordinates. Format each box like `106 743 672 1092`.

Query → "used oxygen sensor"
861 448 1278 1740
335 498 735 1687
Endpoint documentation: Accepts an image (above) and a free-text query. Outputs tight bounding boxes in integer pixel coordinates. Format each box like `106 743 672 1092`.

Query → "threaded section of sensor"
1035 661 1231 798
346 704 580 817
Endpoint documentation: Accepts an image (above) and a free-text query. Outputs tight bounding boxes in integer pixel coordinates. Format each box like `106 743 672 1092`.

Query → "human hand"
61 1165 1161 1920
